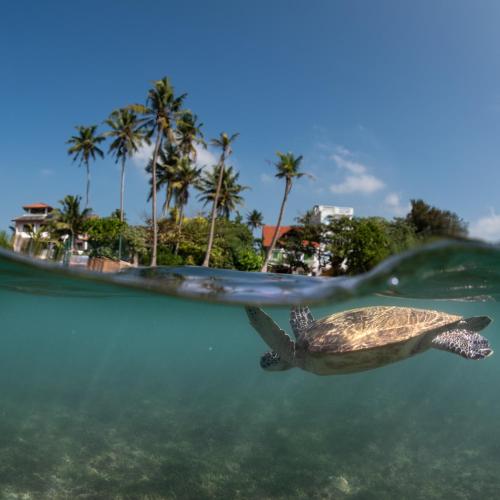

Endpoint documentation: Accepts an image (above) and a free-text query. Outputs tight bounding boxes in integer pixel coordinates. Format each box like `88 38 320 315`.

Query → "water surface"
0 243 499 499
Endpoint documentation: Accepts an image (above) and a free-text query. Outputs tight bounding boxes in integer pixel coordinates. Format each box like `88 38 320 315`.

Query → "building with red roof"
12 203 54 252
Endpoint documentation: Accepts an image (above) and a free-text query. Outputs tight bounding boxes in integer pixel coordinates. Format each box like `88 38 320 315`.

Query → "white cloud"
40 168 54 176
329 149 384 195
132 143 154 173
384 193 410 216
334 145 353 157
260 173 273 184
195 144 217 168
331 154 366 174
469 211 500 241
330 174 384 194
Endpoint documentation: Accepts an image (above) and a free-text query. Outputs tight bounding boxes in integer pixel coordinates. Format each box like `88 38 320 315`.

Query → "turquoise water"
1 243 500 499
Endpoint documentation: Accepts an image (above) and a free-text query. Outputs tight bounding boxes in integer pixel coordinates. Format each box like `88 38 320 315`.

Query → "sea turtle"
245 305 494 375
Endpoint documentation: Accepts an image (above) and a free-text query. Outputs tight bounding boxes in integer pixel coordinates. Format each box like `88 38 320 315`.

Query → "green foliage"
233 248 263 271
246 209 264 230
0 230 12 249
386 218 419 254
157 248 184 266
406 199 468 239
83 217 148 263
84 219 120 259
50 195 92 250
198 165 247 218
157 216 260 270
105 108 147 162
84 217 125 259
326 217 392 275
122 225 148 262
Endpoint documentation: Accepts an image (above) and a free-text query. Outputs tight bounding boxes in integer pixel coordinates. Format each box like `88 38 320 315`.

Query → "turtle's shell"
305 306 461 353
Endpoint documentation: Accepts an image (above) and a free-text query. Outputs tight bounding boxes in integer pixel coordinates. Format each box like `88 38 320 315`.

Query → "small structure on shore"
261 204 354 275
12 203 54 253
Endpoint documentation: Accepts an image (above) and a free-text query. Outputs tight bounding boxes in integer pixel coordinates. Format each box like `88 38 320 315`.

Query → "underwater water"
1 242 500 499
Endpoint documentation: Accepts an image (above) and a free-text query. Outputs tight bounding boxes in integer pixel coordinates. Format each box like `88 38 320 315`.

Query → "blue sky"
2 0 500 239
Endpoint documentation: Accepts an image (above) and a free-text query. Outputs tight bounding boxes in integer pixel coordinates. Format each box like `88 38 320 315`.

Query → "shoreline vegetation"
2 75 469 276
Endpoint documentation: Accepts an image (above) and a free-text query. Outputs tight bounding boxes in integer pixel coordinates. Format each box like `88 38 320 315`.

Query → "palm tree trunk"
202 163 224 267
118 156 126 261
261 179 292 272
150 130 163 267
174 203 184 256
163 185 173 217
120 157 126 222
85 161 91 208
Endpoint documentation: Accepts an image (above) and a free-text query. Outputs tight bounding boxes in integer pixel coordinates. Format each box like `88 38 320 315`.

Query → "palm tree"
130 77 186 266
67 125 105 208
105 108 147 260
146 143 181 216
261 152 306 272
202 132 239 267
172 158 202 255
50 195 92 253
198 165 247 219
176 110 205 161
246 210 264 231
105 108 147 223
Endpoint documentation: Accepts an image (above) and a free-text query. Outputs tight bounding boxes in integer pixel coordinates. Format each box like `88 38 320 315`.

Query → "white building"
310 204 354 224
12 202 90 258
12 203 53 252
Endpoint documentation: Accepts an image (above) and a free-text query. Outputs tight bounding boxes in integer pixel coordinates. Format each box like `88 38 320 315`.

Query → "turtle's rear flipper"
432 317 493 360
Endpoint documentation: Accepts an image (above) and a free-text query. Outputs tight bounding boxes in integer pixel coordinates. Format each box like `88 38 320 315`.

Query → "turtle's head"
260 351 292 371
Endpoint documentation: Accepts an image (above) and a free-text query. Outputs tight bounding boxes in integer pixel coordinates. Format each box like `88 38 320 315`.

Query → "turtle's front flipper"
432 317 493 360
245 307 296 364
290 306 315 341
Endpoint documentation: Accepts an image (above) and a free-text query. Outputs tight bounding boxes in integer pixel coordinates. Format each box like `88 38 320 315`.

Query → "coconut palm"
198 165 247 219
50 195 92 252
176 110 205 161
261 152 306 272
146 143 182 216
172 158 202 255
105 108 147 223
67 125 105 208
246 210 264 231
202 132 239 267
130 77 186 266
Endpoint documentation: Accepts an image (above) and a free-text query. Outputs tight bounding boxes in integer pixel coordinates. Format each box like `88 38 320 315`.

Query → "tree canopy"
406 199 468 239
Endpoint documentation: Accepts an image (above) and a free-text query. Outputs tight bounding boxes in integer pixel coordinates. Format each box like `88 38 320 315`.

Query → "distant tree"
157 216 260 270
176 110 205 161
261 152 307 272
406 199 468 239
386 218 419 254
172 158 202 254
105 108 147 223
0 230 11 250
296 209 328 274
326 217 392 275
198 165 247 219
83 217 125 259
146 143 181 216
50 195 92 252
246 210 264 231
130 77 186 266
66 125 105 208
202 132 239 267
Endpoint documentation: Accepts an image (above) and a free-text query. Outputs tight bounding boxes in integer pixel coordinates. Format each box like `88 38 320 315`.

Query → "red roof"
262 225 293 247
262 225 320 249
23 202 52 209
